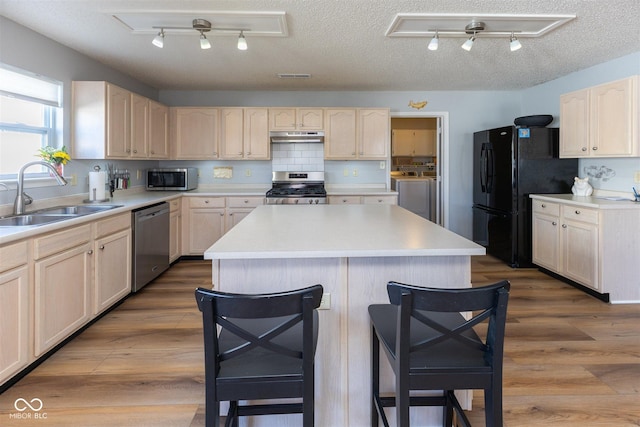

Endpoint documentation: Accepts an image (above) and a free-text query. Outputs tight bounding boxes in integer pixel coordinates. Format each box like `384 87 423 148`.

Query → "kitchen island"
204 204 485 427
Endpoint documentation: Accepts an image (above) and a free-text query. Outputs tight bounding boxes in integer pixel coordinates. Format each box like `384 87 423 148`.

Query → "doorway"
390 112 449 228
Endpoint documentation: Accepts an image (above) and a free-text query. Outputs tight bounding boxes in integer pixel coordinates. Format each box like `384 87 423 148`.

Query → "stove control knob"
314 199 319 204
294 199 299 204
308 199 314 204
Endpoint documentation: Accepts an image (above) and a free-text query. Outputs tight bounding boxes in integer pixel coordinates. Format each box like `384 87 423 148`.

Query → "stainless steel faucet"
14 161 68 215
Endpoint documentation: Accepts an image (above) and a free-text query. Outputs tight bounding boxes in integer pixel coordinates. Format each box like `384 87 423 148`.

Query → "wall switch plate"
343 168 349 177
379 161 386 169
353 169 358 177
319 293 331 310
245 169 252 177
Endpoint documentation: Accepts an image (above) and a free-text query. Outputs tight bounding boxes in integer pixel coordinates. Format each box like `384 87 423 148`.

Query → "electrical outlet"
70 174 77 186
353 169 358 177
343 168 349 177
319 293 331 310
136 169 141 180
634 170 640 183
245 169 252 177
379 161 386 170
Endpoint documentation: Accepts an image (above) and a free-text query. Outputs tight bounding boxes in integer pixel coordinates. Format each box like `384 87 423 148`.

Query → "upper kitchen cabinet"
171 107 219 159
560 75 639 158
269 108 323 130
72 81 169 160
392 129 436 157
324 108 389 160
220 108 270 160
148 100 169 158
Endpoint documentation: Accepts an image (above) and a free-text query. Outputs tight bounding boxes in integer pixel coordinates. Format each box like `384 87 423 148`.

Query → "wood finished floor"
1 256 638 426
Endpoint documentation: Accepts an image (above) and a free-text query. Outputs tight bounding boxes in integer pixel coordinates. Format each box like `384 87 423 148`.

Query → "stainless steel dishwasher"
132 202 170 292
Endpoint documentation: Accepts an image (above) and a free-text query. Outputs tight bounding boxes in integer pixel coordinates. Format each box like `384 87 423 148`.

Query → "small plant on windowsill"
37 145 70 176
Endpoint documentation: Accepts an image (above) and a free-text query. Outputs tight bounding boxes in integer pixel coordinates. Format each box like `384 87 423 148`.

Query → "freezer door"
472 206 516 267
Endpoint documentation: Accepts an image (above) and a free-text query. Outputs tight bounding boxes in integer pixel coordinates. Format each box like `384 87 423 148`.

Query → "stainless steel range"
266 171 327 205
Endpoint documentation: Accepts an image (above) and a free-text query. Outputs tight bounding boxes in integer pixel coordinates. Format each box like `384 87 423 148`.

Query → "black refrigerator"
472 126 578 267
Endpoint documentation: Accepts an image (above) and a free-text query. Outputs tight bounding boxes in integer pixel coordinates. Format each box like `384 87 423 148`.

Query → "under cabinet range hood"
270 131 324 143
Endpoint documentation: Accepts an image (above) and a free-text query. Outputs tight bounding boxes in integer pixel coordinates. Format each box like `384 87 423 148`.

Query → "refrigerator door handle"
480 144 488 192
486 146 495 193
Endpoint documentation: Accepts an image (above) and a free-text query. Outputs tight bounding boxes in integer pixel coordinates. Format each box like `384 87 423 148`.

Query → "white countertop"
530 193 640 209
205 204 484 260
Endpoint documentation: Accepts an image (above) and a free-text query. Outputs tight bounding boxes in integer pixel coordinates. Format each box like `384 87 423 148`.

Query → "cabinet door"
170 209 181 263
34 243 92 356
324 109 357 159
220 108 245 159
0 265 30 384
358 109 389 159
130 93 149 158
559 89 590 157
172 108 219 159
562 220 599 290
226 209 253 231
106 84 131 158
298 108 324 130
148 100 169 158
244 108 270 159
94 229 131 315
362 195 397 204
392 130 415 156
413 129 437 157
328 196 362 204
590 77 638 157
532 213 560 271
186 209 226 254
269 108 297 130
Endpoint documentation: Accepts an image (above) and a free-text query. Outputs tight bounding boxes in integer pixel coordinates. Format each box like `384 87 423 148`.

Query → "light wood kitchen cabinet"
269 108 323 130
357 109 389 159
171 107 219 159
33 224 92 357
220 108 270 160
148 99 169 158
226 196 264 230
72 81 170 159
169 199 182 263
392 129 436 157
531 196 640 302
93 213 131 315
560 75 639 157
0 241 30 385
324 108 390 160
130 92 149 158
183 197 226 255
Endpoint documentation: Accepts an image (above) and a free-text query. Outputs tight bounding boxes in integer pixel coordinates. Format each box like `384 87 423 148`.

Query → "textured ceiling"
1 0 639 91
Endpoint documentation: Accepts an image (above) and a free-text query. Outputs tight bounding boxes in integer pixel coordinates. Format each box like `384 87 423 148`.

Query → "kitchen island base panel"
212 255 472 427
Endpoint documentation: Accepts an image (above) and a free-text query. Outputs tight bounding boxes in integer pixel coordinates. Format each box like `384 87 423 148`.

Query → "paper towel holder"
83 165 110 203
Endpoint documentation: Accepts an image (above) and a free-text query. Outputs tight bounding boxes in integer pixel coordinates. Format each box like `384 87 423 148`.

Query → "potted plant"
37 145 70 176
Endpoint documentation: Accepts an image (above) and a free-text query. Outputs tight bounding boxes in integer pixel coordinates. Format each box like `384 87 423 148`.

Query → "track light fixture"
428 30 439 51
237 31 248 50
461 34 476 51
152 29 164 48
509 32 522 51
151 18 249 51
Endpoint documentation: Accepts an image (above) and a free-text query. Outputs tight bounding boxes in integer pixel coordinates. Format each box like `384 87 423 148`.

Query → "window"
0 64 63 177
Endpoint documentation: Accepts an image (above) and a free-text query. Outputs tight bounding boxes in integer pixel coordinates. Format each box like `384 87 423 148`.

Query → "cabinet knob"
552 221 557 226
575 210 580 214
541 204 546 208
592 147 598 151
562 224 567 228
99 245 105 250
133 150 137 153
244 200 249 204
87 249 93 255
247 152 251 155
582 147 587 151
150 150 155 154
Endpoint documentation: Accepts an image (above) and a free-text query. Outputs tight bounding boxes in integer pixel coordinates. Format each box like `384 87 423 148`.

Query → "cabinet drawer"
532 200 560 216
562 205 598 224
188 197 226 208
169 199 180 212
329 196 361 204
34 224 92 260
0 240 29 272
227 196 264 208
95 212 130 238
363 195 397 205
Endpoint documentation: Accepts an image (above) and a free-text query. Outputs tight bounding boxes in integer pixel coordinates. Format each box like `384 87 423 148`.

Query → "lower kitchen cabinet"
531 196 640 302
183 197 226 255
93 213 131 315
33 224 92 357
329 195 397 205
0 241 30 385
226 196 264 230
169 198 181 262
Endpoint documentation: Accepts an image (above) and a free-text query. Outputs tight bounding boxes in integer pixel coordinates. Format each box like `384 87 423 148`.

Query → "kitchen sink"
0 204 123 227
0 214 73 227
34 204 122 215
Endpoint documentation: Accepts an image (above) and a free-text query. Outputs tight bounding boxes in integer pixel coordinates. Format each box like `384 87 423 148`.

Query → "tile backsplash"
271 143 324 172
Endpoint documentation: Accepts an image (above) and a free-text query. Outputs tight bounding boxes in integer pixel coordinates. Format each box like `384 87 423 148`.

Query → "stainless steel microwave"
146 168 198 191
